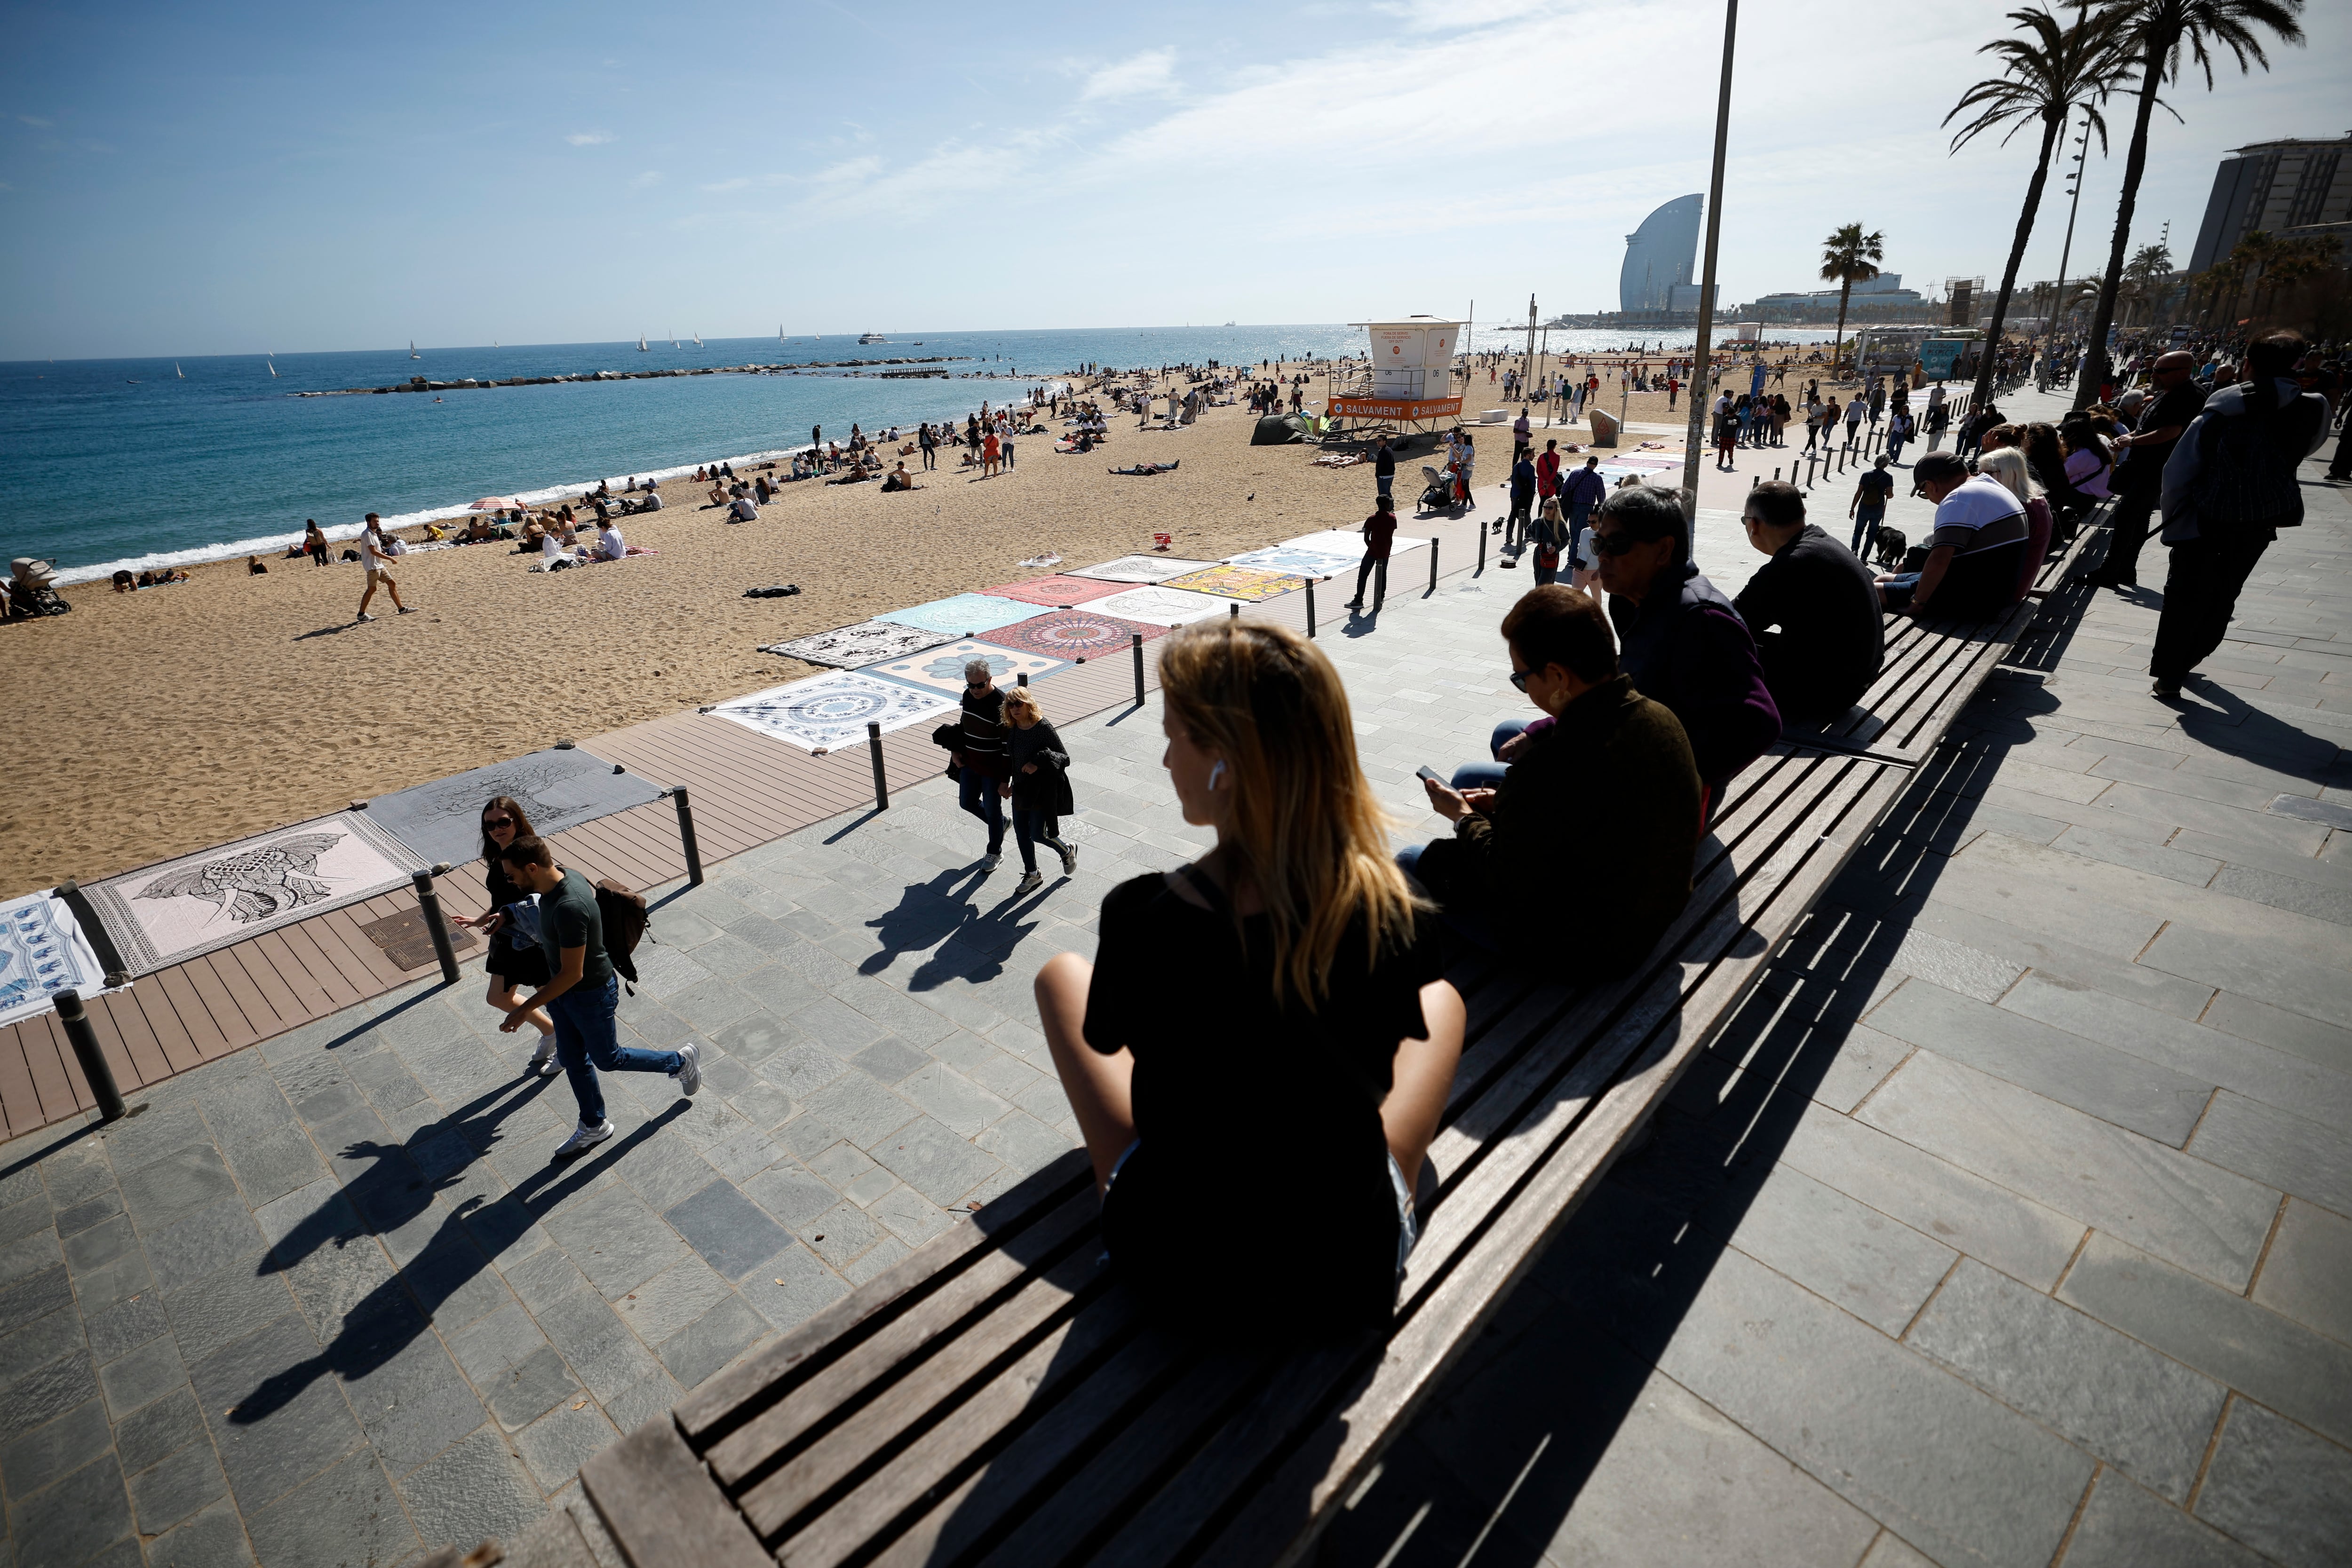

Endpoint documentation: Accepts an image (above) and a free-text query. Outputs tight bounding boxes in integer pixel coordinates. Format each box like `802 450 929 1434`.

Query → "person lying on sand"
1110 460 1178 476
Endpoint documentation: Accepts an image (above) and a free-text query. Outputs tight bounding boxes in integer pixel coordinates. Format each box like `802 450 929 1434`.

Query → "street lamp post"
2038 110 2092 391
1678 0 1739 519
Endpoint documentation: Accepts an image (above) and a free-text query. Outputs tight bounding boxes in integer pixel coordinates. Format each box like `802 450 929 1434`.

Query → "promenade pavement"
3 402 2347 1567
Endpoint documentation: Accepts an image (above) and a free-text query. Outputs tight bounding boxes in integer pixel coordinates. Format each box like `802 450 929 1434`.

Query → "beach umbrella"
468 495 522 511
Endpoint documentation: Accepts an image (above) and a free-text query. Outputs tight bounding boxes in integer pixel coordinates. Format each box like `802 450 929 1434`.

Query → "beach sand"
4 349 1757 897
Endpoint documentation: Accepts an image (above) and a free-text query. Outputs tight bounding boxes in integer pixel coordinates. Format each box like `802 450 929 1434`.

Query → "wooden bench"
580 517 2106 1568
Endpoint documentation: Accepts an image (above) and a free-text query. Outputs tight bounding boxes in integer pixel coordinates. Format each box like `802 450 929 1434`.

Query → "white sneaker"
671 1041 702 1097
1058 842 1078 875
554 1119 614 1157
355 611 376 623
527 1037 559 1077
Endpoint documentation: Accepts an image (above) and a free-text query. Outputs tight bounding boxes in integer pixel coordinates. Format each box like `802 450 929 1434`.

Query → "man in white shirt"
355 513 410 622
1875 451 2028 621
728 493 758 523
596 522 626 561
639 487 663 512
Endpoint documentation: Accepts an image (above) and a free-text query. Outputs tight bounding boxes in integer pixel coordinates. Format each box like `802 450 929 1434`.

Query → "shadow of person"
857 870 986 978
906 880 1051 990
230 1096 688 1428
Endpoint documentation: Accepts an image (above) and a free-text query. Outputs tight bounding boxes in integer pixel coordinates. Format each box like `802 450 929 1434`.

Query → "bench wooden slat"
579 1415 768 1568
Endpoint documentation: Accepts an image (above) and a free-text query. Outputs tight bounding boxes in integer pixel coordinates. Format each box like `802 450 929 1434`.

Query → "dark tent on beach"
1249 413 1315 446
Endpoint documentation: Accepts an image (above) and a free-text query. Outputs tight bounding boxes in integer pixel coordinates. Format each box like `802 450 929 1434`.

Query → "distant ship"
692 332 703 347
858 333 888 344
638 334 649 351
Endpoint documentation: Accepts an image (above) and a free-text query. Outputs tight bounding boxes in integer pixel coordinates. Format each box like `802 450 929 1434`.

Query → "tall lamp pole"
1678 0 1739 521
2037 111 2092 391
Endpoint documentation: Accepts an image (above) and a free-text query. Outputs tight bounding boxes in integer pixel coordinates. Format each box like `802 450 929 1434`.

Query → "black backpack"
594 880 652 988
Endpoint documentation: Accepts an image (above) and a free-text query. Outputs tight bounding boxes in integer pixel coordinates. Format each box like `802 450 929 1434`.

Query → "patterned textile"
84 813 430 977
1064 555 1220 584
981 610 1167 659
1282 528 1431 557
366 747 663 868
1160 564 1308 602
1224 546 1360 577
759 619 956 668
1087 586 1236 626
876 594 1043 635
0 893 112 1029
982 575 1128 608
711 671 956 753
865 639 1073 697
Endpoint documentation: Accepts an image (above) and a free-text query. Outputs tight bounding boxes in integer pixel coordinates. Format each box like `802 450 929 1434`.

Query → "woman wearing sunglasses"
453 795 558 1075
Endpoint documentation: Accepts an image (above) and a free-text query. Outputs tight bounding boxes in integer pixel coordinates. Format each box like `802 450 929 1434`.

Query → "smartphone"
1414 765 1445 785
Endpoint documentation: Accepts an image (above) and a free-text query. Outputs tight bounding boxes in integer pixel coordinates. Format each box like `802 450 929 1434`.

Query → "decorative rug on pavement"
1281 528 1431 556
1223 546 1360 578
876 593 1044 635
978 610 1167 660
982 575 1128 608
1087 586 1237 626
366 747 665 868
759 619 956 668
1064 554 1220 584
711 671 956 753
0 892 115 1029
1160 564 1309 602
866 639 1073 697
83 814 431 977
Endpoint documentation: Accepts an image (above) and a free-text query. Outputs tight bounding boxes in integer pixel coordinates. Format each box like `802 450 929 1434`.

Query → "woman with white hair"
1975 446 2054 604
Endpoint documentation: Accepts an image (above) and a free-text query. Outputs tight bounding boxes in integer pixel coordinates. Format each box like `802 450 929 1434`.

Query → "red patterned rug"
983 608 1168 660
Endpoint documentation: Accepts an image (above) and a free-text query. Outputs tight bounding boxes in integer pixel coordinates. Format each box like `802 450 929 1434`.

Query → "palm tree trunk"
1832 280 1852 380
2074 37 2167 409
1973 110 2063 412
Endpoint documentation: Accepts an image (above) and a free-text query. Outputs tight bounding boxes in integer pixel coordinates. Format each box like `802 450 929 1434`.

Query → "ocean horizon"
1 322 1829 584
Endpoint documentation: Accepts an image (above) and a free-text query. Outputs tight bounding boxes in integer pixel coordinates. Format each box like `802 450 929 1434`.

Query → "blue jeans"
548 975 681 1127
1011 808 1068 874
1449 718 1529 792
1376 473 1393 498
959 765 1005 854
1851 506 1884 556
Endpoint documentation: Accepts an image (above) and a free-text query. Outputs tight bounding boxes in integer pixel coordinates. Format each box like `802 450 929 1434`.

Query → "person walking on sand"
355 514 409 621
304 519 330 568
494 835 699 1156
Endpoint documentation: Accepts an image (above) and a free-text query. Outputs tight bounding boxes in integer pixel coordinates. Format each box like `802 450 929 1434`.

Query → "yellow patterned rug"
1160 564 1310 602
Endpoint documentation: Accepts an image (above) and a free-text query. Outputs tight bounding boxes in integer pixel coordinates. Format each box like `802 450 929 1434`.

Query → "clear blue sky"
2 0 2340 360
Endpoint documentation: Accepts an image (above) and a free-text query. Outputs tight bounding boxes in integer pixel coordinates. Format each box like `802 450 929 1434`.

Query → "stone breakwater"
296 356 973 396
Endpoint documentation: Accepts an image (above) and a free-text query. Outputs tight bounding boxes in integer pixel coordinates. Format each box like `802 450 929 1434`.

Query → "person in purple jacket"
1587 484 1781 812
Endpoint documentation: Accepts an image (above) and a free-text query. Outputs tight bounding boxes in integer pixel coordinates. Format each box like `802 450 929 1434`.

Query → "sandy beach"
0 348 1773 897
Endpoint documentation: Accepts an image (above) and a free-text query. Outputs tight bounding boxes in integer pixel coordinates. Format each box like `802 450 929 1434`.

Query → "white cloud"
565 131 615 146
18 115 53 127
1080 48 1177 103
701 176 752 192
628 170 662 189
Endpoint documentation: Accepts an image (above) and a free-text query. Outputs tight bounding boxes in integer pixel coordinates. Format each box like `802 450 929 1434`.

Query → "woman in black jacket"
450 795 558 1076
1003 685 1077 895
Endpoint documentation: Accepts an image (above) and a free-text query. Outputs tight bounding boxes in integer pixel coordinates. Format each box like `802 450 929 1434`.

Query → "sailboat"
778 324 786 344
670 330 678 347
175 362 183 378
410 341 421 359
638 334 649 352
692 332 703 348
268 358 278 378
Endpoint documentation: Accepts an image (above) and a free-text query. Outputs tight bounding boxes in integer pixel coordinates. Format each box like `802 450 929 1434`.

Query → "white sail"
268 359 278 377
639 334 649 351
175 362 183 378
692 332 703 347
410 340 420 358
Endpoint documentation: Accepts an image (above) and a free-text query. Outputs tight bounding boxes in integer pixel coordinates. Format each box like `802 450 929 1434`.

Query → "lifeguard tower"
1325 316 1465 441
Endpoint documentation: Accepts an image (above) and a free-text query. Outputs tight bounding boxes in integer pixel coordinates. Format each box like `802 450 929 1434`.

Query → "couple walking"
950 660 1080 894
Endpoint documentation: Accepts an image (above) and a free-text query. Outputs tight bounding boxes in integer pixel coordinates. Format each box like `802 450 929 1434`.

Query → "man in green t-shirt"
499 836 699 1156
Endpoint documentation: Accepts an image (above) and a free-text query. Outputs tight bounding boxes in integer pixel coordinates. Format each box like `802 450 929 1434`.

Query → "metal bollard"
1428 539 1439 594
54 989 130 1123
410 869 462 985
1229 602 1240 620
866 722 889 811
1476 522 1486 573
1373 555 1388 610
667 786 704 885
1305 578 1317 638
1132 633 1145 705
1016 671 1028 686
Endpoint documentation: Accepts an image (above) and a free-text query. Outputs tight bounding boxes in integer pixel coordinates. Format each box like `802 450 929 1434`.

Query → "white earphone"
1208 760 1226 790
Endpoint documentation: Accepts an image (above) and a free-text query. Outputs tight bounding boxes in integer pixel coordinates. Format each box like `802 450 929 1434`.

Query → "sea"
0 322 1831 584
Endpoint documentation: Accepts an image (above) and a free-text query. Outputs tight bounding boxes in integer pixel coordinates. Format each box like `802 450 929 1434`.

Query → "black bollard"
54 989 130 1123
1305 578 1317 638
1428 539 1439 595
1373 555 1388 610
410 869 462 986
672 787 705 885
1229 602 1240 620
1132 633 1145 705
1016 671 1028 686
1477 522 1486 573
866 722 889 811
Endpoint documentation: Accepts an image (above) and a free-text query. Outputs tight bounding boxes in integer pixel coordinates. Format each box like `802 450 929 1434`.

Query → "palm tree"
2118 240 2173 324
1820 223 1885 380
2074 0 2305 406
1944 4 2122 411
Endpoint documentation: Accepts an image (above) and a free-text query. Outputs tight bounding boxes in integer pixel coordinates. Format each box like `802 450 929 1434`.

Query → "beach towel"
1281 529 1431 558
982 609 1168 659
0 892 115 1029
866 638 1071 697
711 671 956 754
983 574 1128 608
1087 586 1235 627
876 593 1042 636
366 747 664 869
82 813 430 977
1065 555 1219 584
1223 546 1359 578
761 619 955 668
1160 564 1309 602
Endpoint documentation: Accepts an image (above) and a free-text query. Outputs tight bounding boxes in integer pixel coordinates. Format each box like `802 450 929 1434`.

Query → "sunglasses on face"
1587 530 1646 557
1509 670 1530 691
483 817 514 829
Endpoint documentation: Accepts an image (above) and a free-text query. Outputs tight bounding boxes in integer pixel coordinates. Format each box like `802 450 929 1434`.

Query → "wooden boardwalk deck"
0 523 1465 1144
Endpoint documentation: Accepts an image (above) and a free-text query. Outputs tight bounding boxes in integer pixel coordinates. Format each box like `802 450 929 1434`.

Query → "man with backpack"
494 835 699 1156
2149 332 2332 700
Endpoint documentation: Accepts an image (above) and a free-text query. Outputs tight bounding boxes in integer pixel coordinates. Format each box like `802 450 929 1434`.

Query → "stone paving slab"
5 406 2349 1565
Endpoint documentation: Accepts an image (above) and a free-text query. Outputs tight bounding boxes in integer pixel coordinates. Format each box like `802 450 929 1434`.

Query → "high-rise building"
1620 195 1703 314
2188 136 2351 272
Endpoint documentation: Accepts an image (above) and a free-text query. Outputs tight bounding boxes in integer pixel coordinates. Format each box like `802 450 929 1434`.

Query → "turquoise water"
0 322 1759 582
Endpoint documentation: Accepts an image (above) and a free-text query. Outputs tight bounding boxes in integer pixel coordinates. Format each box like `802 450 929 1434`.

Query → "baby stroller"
1418 465 1456 512
7 558 70 618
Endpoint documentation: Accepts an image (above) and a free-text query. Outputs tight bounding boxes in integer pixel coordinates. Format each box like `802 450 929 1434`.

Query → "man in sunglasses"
1588 484 1780 802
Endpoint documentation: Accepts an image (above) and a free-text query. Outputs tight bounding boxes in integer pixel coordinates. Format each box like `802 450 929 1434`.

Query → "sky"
1 0 2343 360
